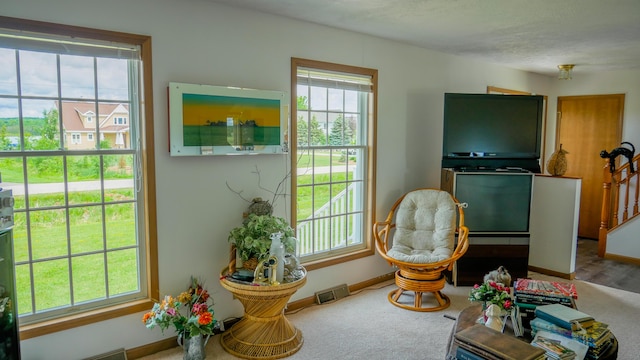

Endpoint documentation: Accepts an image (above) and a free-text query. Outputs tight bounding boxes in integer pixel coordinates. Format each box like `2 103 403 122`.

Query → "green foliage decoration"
228 213 296 262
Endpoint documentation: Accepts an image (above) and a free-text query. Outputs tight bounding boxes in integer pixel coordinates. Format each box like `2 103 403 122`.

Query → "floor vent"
83 348 127 360
315 283 350 304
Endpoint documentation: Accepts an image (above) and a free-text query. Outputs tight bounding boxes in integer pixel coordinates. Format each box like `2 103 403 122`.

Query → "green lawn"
8 152 352 314
12 189 138 314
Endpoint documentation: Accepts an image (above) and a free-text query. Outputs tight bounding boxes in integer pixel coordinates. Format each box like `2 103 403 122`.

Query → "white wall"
542 70 640 163
3 0 638 358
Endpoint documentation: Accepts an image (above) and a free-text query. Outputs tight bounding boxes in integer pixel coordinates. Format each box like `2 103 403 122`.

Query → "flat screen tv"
442 93 544 172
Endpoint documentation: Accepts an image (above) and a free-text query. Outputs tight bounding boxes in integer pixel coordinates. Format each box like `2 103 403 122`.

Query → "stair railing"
599 153 640 257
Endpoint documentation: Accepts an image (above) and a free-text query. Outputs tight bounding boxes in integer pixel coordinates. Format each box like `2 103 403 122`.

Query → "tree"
0 125 12 150
42 108 59 141
297 95 308 110
27 108 59 151
296 96 326 146
329 116 353 146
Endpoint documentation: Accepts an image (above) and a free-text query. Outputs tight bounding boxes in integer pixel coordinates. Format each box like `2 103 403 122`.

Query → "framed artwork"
168 82 288 156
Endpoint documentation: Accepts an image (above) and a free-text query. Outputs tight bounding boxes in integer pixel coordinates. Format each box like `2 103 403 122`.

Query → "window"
291 58 377 269
0 16 157 338
71 133 81 144
88 132 94 141
114 116 126 125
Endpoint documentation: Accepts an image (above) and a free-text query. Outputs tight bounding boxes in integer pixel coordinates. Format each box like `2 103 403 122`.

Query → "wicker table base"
219 267 307 359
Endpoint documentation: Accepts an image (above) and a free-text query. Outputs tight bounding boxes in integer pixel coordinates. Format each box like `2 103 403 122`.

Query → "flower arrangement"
468 281 513 311
142 277 217 338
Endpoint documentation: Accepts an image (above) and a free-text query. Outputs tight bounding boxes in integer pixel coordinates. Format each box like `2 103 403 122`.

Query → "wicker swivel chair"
374 188 469 312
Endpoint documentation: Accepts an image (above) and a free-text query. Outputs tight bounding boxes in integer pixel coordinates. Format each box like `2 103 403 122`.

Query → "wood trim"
3 16 159 337
127 337 178 360
20 299 155 340
604 252 640 266
286 271 394 312
527 265 575 280
0 15 151 45
302 247 375 271
290 57 378 271
486 86 531 95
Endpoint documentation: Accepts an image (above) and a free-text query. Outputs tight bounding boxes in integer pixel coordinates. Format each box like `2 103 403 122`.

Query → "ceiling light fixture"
558 64 575 80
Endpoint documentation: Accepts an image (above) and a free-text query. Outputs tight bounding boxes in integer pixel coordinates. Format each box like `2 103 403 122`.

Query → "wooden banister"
599 153 640 257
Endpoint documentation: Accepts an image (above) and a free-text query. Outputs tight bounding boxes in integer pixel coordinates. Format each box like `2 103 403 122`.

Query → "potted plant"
228 213 296 270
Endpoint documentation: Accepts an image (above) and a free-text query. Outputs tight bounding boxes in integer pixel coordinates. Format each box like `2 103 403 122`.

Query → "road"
1 165 354 195
1 179 134 195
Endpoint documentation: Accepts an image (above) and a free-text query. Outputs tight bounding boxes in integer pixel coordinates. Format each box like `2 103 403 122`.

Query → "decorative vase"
547 144 569 176
484 304 505 331
178 333 209 360
477 302 488 324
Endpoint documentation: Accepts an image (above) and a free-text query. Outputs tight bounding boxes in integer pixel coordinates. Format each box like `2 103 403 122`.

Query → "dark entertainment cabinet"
441 169 534 286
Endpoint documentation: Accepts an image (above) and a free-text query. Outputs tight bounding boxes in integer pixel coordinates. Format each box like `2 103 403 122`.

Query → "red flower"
198 312 213 325
503 299 512 309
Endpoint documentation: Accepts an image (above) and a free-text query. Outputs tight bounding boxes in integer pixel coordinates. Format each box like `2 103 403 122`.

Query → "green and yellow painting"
182 93 281 149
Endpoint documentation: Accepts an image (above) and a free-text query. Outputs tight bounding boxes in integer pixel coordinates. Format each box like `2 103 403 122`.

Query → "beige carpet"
139 272 638 359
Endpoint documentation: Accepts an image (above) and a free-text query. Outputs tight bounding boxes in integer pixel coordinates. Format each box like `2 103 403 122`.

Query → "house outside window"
0 16 157 338
291 58 377 269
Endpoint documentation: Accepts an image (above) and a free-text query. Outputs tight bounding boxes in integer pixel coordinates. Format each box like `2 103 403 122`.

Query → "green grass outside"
11 189 138 314
8 152 353 315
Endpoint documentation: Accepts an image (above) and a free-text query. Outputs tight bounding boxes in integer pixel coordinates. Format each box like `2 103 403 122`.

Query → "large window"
291 58 377 268
0 17 157 338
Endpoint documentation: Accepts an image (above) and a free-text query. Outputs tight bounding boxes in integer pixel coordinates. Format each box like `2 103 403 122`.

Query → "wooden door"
556 94 624 239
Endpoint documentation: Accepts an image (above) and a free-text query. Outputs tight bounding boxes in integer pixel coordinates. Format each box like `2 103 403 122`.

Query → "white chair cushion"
387 190 456 264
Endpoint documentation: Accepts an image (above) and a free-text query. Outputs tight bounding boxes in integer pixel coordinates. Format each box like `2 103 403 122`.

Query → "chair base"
387 270 451 312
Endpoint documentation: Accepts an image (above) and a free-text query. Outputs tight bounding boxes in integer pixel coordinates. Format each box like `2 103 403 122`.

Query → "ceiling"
208 0 640 77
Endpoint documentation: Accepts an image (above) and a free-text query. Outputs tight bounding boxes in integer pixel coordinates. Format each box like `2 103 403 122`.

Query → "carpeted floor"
139 270 640 359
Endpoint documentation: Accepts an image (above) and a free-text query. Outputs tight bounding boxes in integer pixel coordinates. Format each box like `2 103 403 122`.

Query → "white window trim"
71 132 81 144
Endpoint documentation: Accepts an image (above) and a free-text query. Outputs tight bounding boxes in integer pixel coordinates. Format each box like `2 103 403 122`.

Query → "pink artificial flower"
192 302 208 315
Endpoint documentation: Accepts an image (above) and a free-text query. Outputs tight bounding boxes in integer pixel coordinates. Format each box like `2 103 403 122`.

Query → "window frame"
0 16 158 340
290 57 377 271
71 133 81 144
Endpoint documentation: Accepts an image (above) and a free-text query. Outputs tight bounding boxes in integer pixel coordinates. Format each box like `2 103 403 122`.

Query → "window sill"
302 247 374 271
19 299 155 340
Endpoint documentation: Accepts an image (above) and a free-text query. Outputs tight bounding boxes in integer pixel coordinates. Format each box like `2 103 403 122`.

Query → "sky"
0 48 130 118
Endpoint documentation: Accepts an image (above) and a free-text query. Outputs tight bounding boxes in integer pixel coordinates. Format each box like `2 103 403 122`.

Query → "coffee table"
446 304 618 360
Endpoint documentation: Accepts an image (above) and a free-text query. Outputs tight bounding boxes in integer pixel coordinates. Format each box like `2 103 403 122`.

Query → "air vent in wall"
83 348 127 360
315 283 350 304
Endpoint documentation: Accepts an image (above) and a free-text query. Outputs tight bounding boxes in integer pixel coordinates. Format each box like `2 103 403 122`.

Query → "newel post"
598 159 613 258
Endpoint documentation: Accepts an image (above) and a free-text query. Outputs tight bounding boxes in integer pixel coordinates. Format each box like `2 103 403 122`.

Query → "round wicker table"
219 266 307 359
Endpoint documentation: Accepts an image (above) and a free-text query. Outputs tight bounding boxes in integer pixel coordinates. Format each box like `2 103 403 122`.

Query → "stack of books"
514 278 578 306
453 324 546 360
530 334 577 359
533 304 614 359
513 279 577 329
